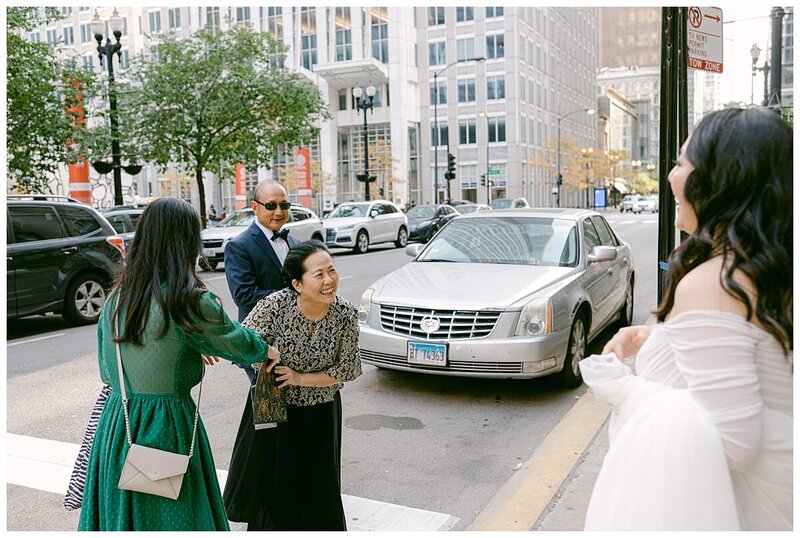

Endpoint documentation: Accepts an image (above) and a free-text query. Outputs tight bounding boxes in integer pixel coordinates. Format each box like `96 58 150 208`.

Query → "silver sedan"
357 208 634 387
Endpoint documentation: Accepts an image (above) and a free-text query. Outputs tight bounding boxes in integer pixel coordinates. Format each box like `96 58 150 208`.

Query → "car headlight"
358 288 374 324
337 224 355 231
515 297 552 337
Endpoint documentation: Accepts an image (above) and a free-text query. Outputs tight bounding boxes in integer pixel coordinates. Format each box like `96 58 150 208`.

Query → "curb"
466 389 610 531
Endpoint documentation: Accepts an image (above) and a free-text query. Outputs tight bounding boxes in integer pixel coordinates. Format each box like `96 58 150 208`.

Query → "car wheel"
558 314 587 388
63 273 107 325
353 230 369 254
199 257 218 272
618 277 634 327
311 232 323 242
394 227 408 248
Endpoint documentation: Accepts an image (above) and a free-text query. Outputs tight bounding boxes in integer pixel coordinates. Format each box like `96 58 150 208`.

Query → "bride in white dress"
579 108 792 531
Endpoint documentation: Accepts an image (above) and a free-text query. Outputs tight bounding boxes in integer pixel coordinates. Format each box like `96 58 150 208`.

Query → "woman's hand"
202 354 221 366
274 365 303 388
601 325 652 361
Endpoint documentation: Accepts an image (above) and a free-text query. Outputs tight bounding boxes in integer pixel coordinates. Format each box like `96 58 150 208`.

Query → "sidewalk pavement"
533 419 610 531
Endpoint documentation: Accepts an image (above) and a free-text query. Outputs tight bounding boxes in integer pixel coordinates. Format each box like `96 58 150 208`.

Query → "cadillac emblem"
420 316 440 334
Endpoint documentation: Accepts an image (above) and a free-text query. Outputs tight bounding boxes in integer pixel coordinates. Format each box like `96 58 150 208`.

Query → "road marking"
467 390 609 531
6 433 456 532
642 219 658 224
7 333 66 347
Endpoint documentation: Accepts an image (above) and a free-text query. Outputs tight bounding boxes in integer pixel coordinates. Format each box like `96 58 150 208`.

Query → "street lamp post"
353 85 376 201
433 56 485 204
581 147 594 208
91 9 125 206
556 107 595 207
750 43 770 106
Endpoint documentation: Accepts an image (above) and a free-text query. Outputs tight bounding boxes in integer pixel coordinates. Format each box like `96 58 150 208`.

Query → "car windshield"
455 205 479 214
407 206 435 219
490 199 512 209
417 216 578 267
327 204 368 218
219 210 255 227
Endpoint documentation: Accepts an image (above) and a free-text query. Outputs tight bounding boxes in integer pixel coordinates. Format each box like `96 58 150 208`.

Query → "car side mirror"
369 210 379 218
405 243 424 257
587 245 617 264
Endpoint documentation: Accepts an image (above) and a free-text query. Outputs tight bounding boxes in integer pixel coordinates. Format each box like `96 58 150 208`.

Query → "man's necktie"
272 229 290 242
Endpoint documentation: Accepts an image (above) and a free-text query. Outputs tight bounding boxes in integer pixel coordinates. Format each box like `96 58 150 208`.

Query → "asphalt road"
6 209 661 531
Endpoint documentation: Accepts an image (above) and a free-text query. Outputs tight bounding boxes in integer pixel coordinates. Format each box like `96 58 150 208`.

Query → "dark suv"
7 195 125 325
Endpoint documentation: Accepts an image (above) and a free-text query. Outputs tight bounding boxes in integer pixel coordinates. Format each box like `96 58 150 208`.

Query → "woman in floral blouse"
223 240 362 531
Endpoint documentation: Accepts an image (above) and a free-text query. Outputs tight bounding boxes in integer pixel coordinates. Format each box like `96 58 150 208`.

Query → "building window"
60 7 73 16
46 29 57 44
301 8 318 70
236 7 251 24
168 8 181 29
267 7 283 38
459 164 477 188
80 23 91 43
487 75 505 100
429 41 446 66
456 37 475 61
149 11 162 33
30 32 41 43
486 7 504 19
458 78 476 103
456 7 474 22
335 7 352 61
429 80 447 105
428 7 445 26
120 49 130 69
206 7 220 32
82 54 93 70
338 89 347 111
459 118 477 145
431 121 448 147
486 34 505 59
488 116 506 143
371 7 389 63
63 26 74 46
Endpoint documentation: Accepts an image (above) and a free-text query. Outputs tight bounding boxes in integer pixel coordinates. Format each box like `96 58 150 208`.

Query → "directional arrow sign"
687 6 723 73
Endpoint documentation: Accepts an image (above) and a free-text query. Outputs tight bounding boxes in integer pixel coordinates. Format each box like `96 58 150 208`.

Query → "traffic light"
480 174 486 187
557 173 563 186
445 152 456 180
379 187 384 197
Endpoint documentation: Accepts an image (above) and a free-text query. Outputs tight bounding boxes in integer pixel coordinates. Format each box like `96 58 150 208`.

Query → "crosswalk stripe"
7 433 456 532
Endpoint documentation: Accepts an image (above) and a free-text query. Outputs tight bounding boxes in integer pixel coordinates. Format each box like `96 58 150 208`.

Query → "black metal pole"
362 99 370 202
769 7 785 108
433 72 439 204
98 36 122 206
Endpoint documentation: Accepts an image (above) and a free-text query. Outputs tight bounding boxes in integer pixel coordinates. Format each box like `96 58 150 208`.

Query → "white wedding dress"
580 310 792 531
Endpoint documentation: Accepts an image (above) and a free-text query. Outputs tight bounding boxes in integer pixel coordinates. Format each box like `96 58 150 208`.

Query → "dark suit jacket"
224 222 299 322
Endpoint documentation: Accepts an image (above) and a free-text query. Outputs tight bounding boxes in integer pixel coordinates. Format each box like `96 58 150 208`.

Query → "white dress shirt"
254 219 289 264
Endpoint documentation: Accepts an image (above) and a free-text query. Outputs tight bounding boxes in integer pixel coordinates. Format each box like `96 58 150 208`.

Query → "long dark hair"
112 197 214 344
282 240 330 292
655 108 792 353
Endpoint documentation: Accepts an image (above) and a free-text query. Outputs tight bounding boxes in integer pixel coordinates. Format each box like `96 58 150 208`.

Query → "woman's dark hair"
655 108 792 353
282 240 331 291
113 197 213 344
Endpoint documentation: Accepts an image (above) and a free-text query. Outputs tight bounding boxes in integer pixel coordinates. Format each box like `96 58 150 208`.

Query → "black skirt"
223 390 346 531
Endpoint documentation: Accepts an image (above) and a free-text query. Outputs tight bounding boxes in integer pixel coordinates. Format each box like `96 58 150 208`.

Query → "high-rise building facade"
27 6 598 210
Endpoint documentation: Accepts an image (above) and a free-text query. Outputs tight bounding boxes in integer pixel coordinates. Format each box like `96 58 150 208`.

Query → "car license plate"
407 342 447 367
202 249 214 258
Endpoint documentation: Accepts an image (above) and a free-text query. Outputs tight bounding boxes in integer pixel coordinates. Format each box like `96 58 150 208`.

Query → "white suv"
323 200 408 254
633 195 658 213
199 205 324 271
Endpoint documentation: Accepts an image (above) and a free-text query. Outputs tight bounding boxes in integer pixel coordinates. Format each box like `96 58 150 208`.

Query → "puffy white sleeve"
660 311 764 472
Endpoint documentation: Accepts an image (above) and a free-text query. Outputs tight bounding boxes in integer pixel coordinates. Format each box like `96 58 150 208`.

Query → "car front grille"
203 239 224 248
325 229 336 242
360 349 523 374
379 304 501 340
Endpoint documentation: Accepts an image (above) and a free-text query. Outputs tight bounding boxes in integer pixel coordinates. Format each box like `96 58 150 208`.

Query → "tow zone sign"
687 6 723 73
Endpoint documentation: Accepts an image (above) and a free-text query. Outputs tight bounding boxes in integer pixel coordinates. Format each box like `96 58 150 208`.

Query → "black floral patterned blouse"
242 287 362 406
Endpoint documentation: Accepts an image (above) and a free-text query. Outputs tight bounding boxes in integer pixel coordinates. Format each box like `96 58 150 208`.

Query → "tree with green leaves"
78 26 330 224
7 7 94 193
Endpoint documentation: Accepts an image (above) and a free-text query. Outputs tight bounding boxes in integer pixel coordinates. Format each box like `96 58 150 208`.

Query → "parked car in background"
620 194 640 212
489 197 530 209
357 208 634 387
7 195 125 325
102 204 147 250
446 199 471 206
633 195 658 213
406 204 458 243
323 200 408 254
199 205 324 271
454 203 492 215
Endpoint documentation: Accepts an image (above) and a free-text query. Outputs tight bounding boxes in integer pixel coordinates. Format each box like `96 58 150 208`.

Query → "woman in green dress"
78 198 275 531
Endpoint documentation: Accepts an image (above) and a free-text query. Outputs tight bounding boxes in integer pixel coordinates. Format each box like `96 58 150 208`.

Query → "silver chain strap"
114 311 203 456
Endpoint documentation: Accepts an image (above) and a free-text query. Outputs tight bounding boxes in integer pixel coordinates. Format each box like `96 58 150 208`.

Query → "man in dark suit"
224 180 298 382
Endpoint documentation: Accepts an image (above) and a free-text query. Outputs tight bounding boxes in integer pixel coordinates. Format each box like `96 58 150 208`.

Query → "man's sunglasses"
254 200 292 211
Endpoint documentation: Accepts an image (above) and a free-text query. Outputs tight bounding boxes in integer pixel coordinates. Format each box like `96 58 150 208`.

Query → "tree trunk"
196 167 207 230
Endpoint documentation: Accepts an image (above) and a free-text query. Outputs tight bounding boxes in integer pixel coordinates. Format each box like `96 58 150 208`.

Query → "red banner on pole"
295 148 312 209
235 163 247 209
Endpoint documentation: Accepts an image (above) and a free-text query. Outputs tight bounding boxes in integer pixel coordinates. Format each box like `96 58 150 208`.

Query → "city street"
7 211 661 531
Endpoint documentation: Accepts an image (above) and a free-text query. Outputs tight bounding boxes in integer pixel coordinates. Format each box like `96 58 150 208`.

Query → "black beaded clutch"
251 364 287 430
